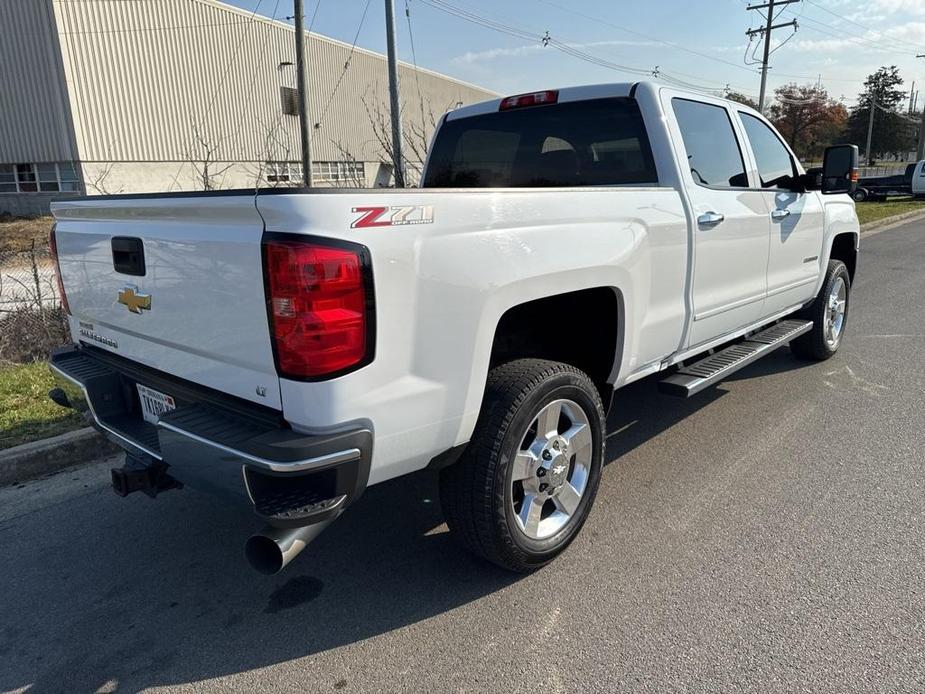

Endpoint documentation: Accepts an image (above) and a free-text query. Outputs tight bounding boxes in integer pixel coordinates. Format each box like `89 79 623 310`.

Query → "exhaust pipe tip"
244 518 336 575
244 534 287 575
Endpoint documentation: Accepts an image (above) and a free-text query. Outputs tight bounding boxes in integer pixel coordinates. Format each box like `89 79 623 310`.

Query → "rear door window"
671 98 748 188
423 97 658 188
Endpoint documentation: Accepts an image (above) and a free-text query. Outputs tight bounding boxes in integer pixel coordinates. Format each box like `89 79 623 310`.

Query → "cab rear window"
423 97 658 188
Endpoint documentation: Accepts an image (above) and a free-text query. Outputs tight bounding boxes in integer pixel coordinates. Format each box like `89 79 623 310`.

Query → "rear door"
53 193 281 409
664 94 771 348
736 111 824 315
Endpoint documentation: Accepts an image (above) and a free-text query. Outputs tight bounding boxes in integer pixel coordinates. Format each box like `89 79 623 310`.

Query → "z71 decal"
350 205 434 229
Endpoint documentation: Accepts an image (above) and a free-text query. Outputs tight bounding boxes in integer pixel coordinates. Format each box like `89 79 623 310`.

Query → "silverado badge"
117 286 151 314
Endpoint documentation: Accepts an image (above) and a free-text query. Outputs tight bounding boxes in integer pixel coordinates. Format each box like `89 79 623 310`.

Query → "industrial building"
0 0 496 215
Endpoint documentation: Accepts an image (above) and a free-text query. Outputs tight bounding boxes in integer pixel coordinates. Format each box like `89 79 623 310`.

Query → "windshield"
423 97 658 188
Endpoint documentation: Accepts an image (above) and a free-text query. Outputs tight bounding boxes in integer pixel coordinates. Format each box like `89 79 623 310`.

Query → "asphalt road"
2 220 924 693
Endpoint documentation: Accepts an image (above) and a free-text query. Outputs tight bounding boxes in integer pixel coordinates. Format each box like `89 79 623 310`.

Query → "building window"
280 87 300 116
312 161 364 184
0 163 80 193
265 161 365 186
0 165 15 193
265 161 302 184
16 164 37 192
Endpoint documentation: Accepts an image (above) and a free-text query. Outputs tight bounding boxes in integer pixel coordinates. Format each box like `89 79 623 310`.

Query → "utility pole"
865 96 875 166
917 55 925 160
293 0 312 187
384 0 405 187
746 0 800 114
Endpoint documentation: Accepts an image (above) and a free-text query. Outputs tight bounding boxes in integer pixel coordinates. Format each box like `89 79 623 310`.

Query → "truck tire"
851 188 867 202
439 359 605 572
790 259 850 361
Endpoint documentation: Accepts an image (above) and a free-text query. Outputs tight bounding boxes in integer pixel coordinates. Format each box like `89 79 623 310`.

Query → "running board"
659 319 813 398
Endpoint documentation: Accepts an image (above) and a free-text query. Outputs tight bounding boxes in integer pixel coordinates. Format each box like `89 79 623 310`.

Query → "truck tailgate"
52 194 281 409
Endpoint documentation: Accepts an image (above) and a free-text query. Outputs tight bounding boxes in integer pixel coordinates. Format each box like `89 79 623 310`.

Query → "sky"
225 0 925 109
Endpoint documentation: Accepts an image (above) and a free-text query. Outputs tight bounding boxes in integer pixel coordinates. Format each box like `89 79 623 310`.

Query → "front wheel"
439 359 605 572
790 259 850 361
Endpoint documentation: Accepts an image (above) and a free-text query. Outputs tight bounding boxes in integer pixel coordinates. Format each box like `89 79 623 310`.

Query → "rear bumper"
49 345 372 527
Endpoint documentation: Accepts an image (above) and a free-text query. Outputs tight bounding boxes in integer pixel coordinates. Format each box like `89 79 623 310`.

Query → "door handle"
697 211 725 226
771 209 791 221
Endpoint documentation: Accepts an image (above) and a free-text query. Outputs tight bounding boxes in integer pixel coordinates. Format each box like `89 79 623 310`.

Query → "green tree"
768 83 847 161
846 66 916 161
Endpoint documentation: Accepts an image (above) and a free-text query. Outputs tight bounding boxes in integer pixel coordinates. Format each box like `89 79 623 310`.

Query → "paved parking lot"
2 220 924 693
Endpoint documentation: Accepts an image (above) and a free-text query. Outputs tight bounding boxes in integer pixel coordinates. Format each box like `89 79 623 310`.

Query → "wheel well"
490 288 620 405
830 233 857 282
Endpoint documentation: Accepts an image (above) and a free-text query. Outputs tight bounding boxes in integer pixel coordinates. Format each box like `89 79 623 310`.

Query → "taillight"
49 224 70 315
262 235 374 379
499 90 559 111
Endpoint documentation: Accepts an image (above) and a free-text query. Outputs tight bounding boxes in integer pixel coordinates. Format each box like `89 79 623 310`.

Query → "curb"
0 427 119 487
860 209 925 234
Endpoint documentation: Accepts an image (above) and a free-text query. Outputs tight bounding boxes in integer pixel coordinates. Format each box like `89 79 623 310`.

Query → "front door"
666 95 771 348
737 111 825 314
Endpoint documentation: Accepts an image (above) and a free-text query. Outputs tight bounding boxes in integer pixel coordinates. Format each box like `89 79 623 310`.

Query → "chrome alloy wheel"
824 276 847 348
509 398 592 541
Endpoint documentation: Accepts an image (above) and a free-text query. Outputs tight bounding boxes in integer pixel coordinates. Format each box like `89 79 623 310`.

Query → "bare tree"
83 161 122 196
329 139 372 188
186 123 235 191
360 88 452 186
83 141 124 195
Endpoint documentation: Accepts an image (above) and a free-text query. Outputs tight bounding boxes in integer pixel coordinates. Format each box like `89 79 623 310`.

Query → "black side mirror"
821 144 858 195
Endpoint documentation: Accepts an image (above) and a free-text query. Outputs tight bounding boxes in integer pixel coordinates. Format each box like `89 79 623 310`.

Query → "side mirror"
821 144 859 195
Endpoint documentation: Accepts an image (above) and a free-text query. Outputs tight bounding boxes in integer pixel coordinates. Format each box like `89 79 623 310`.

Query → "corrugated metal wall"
46 0 495 164
0 0 77 163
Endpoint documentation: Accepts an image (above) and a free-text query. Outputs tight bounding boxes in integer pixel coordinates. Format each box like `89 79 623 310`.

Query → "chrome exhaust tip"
244 518 335 575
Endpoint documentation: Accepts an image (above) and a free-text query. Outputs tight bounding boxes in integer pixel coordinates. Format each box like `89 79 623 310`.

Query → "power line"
795 14 918 55
315 0 373 127
168 0 267 191
533 0 763 76
802 0 924 53
405 0 430 149
218 0 283 189
420 0 744 95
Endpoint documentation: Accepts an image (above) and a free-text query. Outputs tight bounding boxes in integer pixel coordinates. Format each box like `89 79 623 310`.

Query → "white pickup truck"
48 82 860 574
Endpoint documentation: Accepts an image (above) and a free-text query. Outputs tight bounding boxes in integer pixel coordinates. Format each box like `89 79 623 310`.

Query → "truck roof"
446 81 764 122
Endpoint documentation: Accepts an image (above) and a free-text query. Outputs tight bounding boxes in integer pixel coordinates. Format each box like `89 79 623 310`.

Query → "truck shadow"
604 347 814 463
5 348 814 693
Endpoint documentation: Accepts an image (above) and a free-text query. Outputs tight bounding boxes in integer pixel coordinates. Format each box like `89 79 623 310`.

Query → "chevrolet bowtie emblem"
117 286 151 314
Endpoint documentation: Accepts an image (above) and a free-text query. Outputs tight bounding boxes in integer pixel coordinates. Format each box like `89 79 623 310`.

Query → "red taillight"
499 90 559 111
263 236 373 379
49 224 70 315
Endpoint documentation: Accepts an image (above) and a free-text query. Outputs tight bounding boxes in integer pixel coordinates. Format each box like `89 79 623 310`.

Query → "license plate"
136 384 176 424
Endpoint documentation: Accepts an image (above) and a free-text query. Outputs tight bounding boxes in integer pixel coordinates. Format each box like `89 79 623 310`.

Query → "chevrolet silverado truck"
47 82 860 575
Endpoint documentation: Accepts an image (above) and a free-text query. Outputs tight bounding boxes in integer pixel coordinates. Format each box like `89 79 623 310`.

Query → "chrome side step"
659 319 813 398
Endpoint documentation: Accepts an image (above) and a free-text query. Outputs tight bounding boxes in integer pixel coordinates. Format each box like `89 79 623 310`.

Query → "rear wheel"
851 188 868 202
790 260 850 361
439 359 605 572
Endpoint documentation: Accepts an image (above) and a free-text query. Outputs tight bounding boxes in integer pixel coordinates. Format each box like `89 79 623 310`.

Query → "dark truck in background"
853 160 925 202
